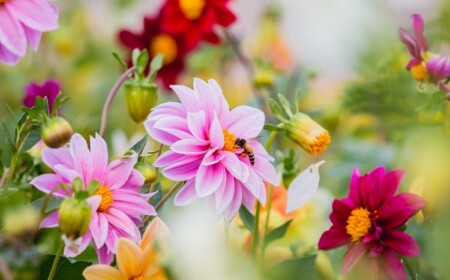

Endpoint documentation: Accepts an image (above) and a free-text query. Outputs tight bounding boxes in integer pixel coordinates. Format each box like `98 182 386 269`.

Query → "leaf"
278 93 294 117
263 123 284 131
148 54 164 81
132 48 141 67
136 49 150 74
268 99 288 122
149 183 163 205
267 255 319 280
239 206 254 232
263 219 292 247
51 96 70 116
294 89 302 114
19 128 41 153
40 255 91 280
31 197 62 213
286 160 325 214
130 135 148 155
113 51 128 68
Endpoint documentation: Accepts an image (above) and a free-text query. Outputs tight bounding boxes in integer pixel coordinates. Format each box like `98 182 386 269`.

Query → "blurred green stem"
48 240 64 280
99 66 136 137
149 143 163 193
143 181 182 225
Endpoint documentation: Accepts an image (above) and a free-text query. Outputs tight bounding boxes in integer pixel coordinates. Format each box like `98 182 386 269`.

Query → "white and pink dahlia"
31 133 156 264
145 78 280 221
0 0 58 65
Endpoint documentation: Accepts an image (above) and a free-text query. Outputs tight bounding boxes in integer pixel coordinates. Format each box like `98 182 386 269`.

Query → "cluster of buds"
124 50 163 123
269 92 330 156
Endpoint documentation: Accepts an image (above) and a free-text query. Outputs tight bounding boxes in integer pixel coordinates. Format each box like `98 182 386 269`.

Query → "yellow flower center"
411 63 430 82
150 34 178 65
95 185 114 212
179 0 206 20
346 207 372 243
310 131 331 156
222 129 237 152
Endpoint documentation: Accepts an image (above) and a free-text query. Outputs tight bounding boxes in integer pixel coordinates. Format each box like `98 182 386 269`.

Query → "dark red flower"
160 0 236 50
318 166 426 280
118 15 189 88
23 79 60 113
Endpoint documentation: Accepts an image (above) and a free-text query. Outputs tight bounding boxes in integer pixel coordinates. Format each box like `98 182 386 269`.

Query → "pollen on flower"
310 132 331 156
411 63 430 82
150 34 178 65
346 207 372 243
222 129 237 152
179 0 206 20
95 185 114 212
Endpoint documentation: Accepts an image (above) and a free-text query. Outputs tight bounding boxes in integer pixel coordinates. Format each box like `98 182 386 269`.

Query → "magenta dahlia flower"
23 79 60 113
318 166 426 280
398 13 450 91
31 133 156 264
145 78 279 221
0 0 58 65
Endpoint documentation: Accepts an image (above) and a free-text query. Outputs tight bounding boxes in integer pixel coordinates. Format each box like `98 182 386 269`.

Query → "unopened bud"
58 197 91 241
41 117 73 148
285 113 330 155
125 83 158 123
135 161 157 184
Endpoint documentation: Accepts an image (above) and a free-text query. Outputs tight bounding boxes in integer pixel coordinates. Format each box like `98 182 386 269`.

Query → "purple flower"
0 0 58 65
31 133 157 264
23 79 60 113
398 13 428 70
318 167 426 280
145 78 279 221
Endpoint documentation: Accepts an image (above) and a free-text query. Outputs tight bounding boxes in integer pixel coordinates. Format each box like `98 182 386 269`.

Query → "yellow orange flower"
83 218 170 280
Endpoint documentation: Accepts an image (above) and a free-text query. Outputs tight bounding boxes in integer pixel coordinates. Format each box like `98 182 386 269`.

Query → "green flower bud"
285 113 330 155
41 117 73 148
135 161 157 184
125 82 158 123
58 197 91 240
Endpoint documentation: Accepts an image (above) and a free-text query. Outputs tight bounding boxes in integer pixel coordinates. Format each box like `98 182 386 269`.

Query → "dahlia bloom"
145 78 279 221
118 15 189 88
318 166 426 280
23 79 60 113
31 133 156 264
0 0 58 65
160 0 236 50
398 13 450 91
83 217 170 280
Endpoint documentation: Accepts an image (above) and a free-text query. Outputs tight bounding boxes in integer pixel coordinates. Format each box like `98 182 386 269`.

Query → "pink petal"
31 174 67 198
187 111 207 140
161 157 203 181
22 24 42 51
89 212 109 248
426 55 450 79
111 190 156 216
223 106 265 139
248 140 274 161
398 28 419 59
342 243 367 274
252 157 280 186
153 116 192 140
215 172 235 214
40 210 59 228
209 116 224 149
42 147 74 169
0 43 21 65
121 169 145 191
318 225 349 250
69 134 93 185
221 152 249 183
105 154 138 190
224 182 242 223
365 166 386 210
171 84 201 112
0 6 26 56
411 13 428 53
195 164 225 197
154 151 187 167
145 118 180 146
53 164 80 185
383 230 420 257
348 167 361 205
208 79 229 120
241 187 256 211
202 148 225 166
329 199 353 225
380 249 406 280
64 231 92 257
90 134 108 183
95 245 115 265
193 78 220 124
174 179 198 206
170 138 209 156
105 208 139 240
380 169 404 203
6 0 58 31
378 193 426 228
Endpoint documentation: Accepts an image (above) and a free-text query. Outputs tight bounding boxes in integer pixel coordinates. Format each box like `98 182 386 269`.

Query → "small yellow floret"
150 34 178 65
95 185 114 212
222 129 237 152
411 63 430 82
346 207 372 243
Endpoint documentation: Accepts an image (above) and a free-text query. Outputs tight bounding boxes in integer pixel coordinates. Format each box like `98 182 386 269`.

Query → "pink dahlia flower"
31 133 156 264
23 79 60 113
145 78 279 221
0 0 58 65
318 166 426 280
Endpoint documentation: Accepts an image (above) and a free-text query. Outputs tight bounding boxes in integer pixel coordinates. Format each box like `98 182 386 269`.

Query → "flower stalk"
47 240 65 280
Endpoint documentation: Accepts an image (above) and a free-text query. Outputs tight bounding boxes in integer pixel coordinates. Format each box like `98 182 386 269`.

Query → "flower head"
83 217 170 280
160 0 236 50
23 79 60 113
0 0 58 65
145 78 279 221
318 166 426 280
118 15 190 88
31 133 156 264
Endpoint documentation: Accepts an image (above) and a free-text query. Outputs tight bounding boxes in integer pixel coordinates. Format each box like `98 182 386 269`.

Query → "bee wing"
286 161 325 214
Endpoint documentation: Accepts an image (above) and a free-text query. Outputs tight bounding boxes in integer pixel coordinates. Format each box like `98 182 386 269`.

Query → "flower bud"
125 82 158 123
254 66 276 88
135 161 157 184
41 117 73 148
285 113 330 155
58 197 91 241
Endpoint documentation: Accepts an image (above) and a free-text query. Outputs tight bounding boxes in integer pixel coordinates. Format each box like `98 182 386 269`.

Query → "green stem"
3 155 17 191
251 201 261 258
261 184 274 259
48 240 64 280
265 131 278 152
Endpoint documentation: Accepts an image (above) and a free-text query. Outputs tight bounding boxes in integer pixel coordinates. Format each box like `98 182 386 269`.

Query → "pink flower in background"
145 78 279 221
31 133 156 264
318 166 426 280
23 79 60 113
0 0 58 65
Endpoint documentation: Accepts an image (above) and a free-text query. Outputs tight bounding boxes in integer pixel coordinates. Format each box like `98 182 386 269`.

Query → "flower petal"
105 154 138 190
223 106 264 139
411 13 428 53
195 163 225 197
83 264 126 280
6 0 58 31
31 174 67 198
174 179 197 206
42 147 74 169
378 193 426 228
22 25 42 52
40 210 59 228
116 238 144 279
90 134 109 183
0 6 26 56
69 133 93 184
318 225 349 250
383 230 420 256
0 43 21 65
221 152 249 183
342 243 367 274
380 249 406 280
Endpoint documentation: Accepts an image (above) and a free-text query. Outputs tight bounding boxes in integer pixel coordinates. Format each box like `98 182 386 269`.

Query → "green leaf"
132 48 141 67
294 89 302 114
268 99 288 122
31 197 62 213
86 180 99 195
263 123 284 131
1 121 15 152
148 54 164 81
51 96 70 116
19 128 41 153
130 135 148 155
113 51 128 68
267 255 318 280
278 93 293 117
239 206 254 232
40 255 91 280
263 219 292 247
136 49 150 74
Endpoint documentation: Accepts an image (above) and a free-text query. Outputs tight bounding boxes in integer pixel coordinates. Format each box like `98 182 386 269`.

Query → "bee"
234 138 255 166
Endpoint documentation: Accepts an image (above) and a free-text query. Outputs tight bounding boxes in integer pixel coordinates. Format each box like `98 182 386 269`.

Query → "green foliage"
263 220 292 248
40 256 91 280
266 255 318 280
130 135 148 155
239 206 255 232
